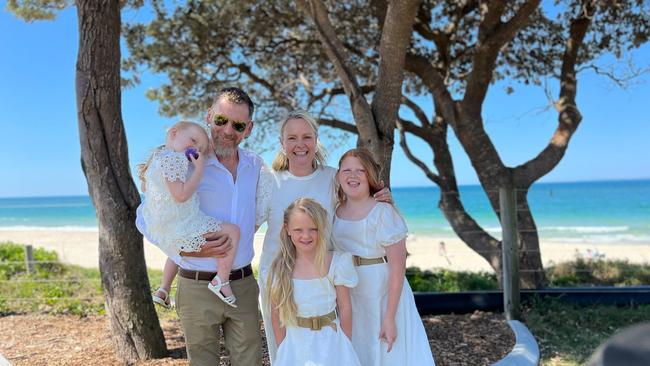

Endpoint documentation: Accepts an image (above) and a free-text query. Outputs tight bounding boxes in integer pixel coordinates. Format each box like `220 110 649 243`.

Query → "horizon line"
1 177 649 199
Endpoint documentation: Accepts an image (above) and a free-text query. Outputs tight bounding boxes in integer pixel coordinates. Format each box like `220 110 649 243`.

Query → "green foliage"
5 0 71 22
0 241 65 279
524 297 650 365
0 242 103 315
405 259 650 292
0 242 170 317
406 266 498 292
546 258 650 287
123 1 650 126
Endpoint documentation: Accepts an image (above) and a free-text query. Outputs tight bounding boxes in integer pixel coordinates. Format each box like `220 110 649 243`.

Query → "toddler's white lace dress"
141 148 221 257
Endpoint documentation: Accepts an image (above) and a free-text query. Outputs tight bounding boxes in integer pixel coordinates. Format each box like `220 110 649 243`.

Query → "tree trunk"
75 0 167 362
482 181 547 288
427 116 504 283
514 189 546 288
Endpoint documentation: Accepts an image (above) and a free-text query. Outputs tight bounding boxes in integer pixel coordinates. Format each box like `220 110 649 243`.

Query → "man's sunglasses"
212 114 248 133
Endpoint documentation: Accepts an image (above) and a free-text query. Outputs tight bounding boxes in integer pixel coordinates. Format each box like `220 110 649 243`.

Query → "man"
137 87 263 365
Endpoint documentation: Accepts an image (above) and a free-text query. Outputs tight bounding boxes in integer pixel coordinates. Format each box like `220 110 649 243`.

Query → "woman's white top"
141 148 221 257
255 165 337 277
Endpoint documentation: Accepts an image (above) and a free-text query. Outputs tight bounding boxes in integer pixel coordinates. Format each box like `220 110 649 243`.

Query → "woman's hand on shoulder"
373 180 392 203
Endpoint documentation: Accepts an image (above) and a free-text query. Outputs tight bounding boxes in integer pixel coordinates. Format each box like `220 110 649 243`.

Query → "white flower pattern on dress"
158 150 189 183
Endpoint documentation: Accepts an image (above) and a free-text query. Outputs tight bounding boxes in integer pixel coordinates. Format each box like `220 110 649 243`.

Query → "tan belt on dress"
296 310 337 331
352 255 388 266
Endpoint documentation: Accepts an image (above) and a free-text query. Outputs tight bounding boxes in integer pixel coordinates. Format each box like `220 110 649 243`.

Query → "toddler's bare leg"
210 223 240 298
153 258 177 306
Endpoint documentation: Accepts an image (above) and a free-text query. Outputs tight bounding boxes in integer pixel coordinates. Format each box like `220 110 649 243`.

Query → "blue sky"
1 6 649 198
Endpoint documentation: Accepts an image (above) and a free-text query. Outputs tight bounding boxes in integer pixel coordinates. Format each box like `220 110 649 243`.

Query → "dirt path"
0 312 513 365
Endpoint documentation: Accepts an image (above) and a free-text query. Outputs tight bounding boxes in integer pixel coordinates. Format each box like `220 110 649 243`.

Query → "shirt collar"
205 147 254 169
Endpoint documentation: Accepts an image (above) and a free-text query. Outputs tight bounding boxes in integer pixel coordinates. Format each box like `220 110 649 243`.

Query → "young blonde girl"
334 148 435 365
138 121 240 308
266 198 361 366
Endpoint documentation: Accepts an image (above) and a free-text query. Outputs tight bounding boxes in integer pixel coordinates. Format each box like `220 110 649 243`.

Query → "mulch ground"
0 311 513 365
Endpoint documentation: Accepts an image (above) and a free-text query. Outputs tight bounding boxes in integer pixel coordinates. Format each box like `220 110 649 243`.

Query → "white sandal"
152 287 172 309
207 276 238 308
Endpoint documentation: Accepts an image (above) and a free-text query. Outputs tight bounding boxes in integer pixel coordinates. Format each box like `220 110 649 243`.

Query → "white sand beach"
0 229 648 272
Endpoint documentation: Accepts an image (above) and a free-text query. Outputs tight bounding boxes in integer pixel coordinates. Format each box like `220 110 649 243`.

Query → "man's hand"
181 231 233 258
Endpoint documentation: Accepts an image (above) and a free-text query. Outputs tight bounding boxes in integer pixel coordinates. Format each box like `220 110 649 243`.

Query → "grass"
0 241 171 317
546 258 650 287
523 297 650 366
2 241 649 363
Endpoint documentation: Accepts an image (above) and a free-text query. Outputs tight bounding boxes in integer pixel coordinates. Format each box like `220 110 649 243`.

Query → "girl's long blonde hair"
336 148 383 204
271 110 327 171
136 121 210 186
266 198 334 327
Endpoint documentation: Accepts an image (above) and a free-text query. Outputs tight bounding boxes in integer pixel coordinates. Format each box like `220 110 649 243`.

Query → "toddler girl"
334 148 435 365
138 121 239 308
266 198 361 366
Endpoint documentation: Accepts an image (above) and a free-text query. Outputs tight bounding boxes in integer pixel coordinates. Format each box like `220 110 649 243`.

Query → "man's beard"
213 144 238 157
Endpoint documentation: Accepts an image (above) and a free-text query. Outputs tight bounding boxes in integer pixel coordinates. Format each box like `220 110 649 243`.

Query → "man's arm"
180 231 233 258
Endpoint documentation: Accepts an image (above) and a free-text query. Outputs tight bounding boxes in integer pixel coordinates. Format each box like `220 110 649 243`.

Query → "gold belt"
353 255 388 266
296 310 337 331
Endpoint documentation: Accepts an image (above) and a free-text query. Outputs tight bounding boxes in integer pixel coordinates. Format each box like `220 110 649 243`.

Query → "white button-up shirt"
136 148 262 271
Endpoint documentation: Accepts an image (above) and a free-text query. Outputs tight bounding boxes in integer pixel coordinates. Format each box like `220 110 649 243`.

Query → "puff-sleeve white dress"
333 202 435 366
273 251 361 366
141 148 221 257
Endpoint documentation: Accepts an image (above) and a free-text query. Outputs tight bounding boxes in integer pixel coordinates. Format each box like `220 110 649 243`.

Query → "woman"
256 110 390 362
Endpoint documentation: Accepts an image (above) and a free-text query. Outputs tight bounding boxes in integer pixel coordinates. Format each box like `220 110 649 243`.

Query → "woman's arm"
380 238 407 352
271 303 286 346
335 285 353 340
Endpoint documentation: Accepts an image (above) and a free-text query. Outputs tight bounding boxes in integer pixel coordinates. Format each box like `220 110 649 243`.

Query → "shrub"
546 258 650 287
406 266 498 292
0 241 65 279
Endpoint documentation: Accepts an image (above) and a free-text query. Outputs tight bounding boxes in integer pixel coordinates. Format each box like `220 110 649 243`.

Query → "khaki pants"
176 273 262 366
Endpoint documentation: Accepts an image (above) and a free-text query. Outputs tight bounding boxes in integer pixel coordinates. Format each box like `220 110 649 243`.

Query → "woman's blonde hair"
136 121 210 186
272 110 327 171
266 198 334 327
336 148 383 204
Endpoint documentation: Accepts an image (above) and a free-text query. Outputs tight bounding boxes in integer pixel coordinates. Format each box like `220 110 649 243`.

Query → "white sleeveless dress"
141 148 221 257
333 202 436 366
273 251 361 366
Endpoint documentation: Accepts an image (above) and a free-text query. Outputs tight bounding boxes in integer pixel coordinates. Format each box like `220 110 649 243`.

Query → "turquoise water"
1 180 649 243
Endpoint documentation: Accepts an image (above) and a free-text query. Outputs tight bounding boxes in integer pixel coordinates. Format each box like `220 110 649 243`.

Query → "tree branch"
298 0 378 141
398 116 430 141
370 0 422 136
463 1 541 115
318 117 357 134
514 0 595 185
404 52 456 123
396 119 441 185
401 95 430 128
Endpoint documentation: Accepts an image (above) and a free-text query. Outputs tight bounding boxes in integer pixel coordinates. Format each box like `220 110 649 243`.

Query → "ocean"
1 180 649 244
